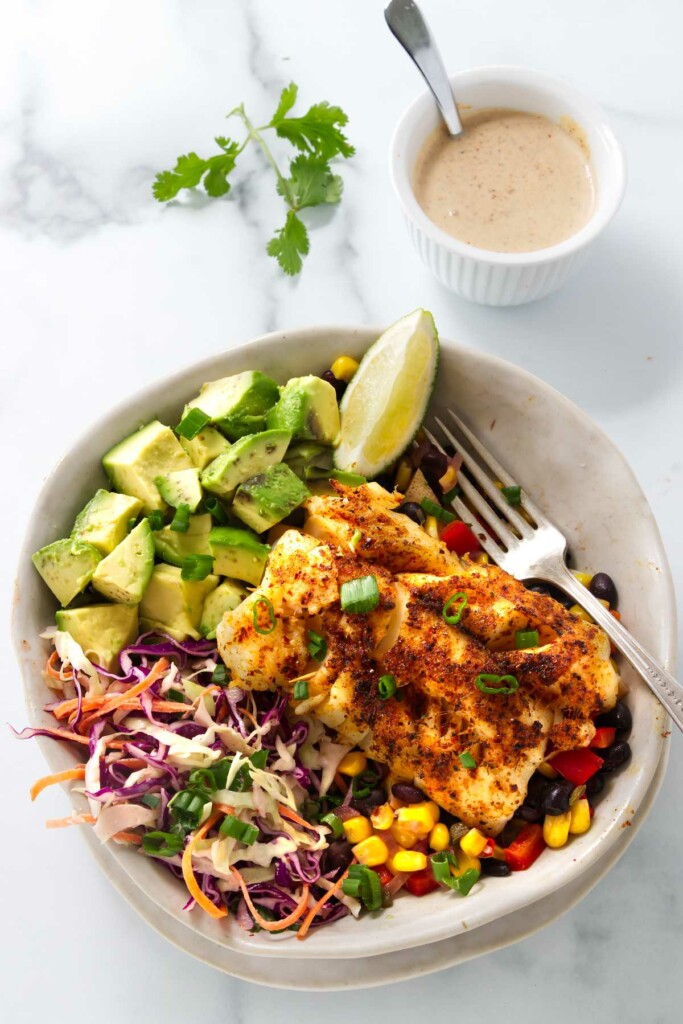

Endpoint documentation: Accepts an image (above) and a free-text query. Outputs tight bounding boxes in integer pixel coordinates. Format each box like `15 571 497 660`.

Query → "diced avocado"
155 468 203 511
153 513 213 567
186 371 280 441
232 463 309 534
201 429 291 498
285 441 334 481
266 376 340 444
200 579 248 638
179 424 231 470
102 420 194 513
55 604 139 672
32 539 102 608
208 526 270 586
71 489 143 555
91 520 155 605
139 564 218 641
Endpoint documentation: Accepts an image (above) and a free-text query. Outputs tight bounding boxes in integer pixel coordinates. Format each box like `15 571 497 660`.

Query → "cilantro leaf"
202 145 240 197
153 152 207 201
267 211 310 275
270 101 355 160
278 154 344 211
271 82 298 123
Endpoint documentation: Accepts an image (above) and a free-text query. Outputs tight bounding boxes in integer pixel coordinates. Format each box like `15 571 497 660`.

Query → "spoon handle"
385 0 463 137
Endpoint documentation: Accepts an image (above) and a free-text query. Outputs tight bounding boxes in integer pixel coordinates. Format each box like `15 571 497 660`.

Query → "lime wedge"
334 309 439 477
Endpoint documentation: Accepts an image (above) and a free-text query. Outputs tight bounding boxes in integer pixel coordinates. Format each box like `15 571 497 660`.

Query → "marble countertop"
2 1 682 1020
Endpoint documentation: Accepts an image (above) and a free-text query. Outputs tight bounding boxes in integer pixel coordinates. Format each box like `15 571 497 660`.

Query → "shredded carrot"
45 650 73 681
54 694 186 721
64 698 190 727
181 810 228 920
53 658 170 722
212 802 236 815
30 766 86 801
46 813 96 828
112 830 143 845
113 758 147 770
277 803 319 831
334 772 348 795
297 865 353 940
242 708 260 730
231 864 311 932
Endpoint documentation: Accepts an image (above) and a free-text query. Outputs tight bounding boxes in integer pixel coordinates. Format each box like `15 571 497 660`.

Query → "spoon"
385 0 463 137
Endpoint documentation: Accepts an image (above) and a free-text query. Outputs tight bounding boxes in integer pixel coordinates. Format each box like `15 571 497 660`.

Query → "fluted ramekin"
390 66 626 306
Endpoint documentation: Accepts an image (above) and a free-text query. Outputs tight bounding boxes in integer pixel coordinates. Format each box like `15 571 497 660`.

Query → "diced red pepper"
479 838 496 858
551 747 604 785
503 824 546 871
441 520 481 556
375 865 393 887
590 726 616 749
405 868 440 897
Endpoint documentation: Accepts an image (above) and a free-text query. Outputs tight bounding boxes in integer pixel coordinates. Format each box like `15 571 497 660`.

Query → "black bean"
525 773 550 809
480 858 511 877
525 582 573 609
282 506 306 527
350 787 387 817
585 772 605 799
321 838 353 875
394 501 426 526
542 779 575 816
596 700 632 736
391 782 425 804
517 803 543 823
374 473 395 492
420 446 448 487
600 740 631 773
320 369 346 401
589 572 618 607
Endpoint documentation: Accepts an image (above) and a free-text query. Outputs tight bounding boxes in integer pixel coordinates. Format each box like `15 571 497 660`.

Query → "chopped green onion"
141 831 184 857
167 687 187 703
219 814 259 845
253 596 276 635
420 498 457 524
502 484 521 507
168 789 207 831
442 591 468 625
474 673 519 695
211 663 228 685
147 510 165 531
188 767 217 793
293 679 309 701
350 528 363 552
302 798 321 821
202 495 228 524
249 749 268 770
459 751 477 770
170 503 191 533
342 865 382 910
378 673 397 700
342 877 362 898
181 553 215 581
515 629 539 649
352 784 370 799
331 469 367 487
307 630 328 661
240 822 260 846
340 574 380 614
443 485 462 504
140 793 160 809
430 851 480 895
320 812 343 838
176 407 211 440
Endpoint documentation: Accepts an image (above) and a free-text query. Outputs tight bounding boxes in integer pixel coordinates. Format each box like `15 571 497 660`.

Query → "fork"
427 409 683 734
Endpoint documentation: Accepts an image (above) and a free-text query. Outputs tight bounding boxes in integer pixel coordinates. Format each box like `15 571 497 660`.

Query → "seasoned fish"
217 483 619 834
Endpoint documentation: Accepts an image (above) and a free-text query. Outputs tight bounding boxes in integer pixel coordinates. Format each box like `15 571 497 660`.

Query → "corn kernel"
426 801 440 824
569 603 594 624
352 835 389 867
470 551 490 565
429 822 450 851
572 571 593 588
424 515 440 540
569 797 591 835
450 849 481 877
390 822 418 849
390 850 428 873
342 816 373 844
537 761 558 780
395 458 413 493
439 464 458 491
337 751 367 777
396 805 435 835
330 355 359 383
460 828 488 858
598 598 610 608
370 803 394 831
543 810 571 848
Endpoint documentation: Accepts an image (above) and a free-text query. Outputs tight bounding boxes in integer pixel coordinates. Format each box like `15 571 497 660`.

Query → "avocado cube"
32 538 102 608
285 441 334 481
209 526 270 586
179 424 231 470
139 564 219 641
71 489 143 555
186 371 280 441
155 468 203 511
231 463 310 534
153 513 213 568
55 603 139 672
91 520 155 606
201 429 291 499
200 579 248 638
102 420 194 513
266 376 340 444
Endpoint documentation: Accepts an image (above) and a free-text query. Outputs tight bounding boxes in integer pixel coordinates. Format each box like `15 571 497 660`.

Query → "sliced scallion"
331 469 367 487
170 503 191 533
430 851 479 895
293 679 309 701
176 407 211 440
442 591 468 625
252 596 276 635
203 495 228 524
147 510 165 531
459 751 477 770
515 628 539 649
378 674 397 700
307 630 328 661
502 484 521 507
141 831 184 857
474 673 519 695
180 553 215 581
420 498 457 524
340 574 380 614
320 812 343 838
211 663 228 685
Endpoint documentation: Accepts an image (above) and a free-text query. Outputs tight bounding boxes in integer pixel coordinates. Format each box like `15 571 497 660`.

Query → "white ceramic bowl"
390 67 627 306
12 325 674 966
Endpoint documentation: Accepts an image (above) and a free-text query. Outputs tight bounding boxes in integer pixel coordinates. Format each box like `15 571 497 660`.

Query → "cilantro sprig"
152 83 354 276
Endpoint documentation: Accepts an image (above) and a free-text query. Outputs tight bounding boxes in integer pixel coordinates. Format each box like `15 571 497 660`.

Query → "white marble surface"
2 0 682 1019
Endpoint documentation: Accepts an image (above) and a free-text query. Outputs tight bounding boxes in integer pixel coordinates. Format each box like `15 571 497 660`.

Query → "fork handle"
548 566 682 733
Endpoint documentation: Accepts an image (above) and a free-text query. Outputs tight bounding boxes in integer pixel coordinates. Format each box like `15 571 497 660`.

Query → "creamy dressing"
413 108 595 253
